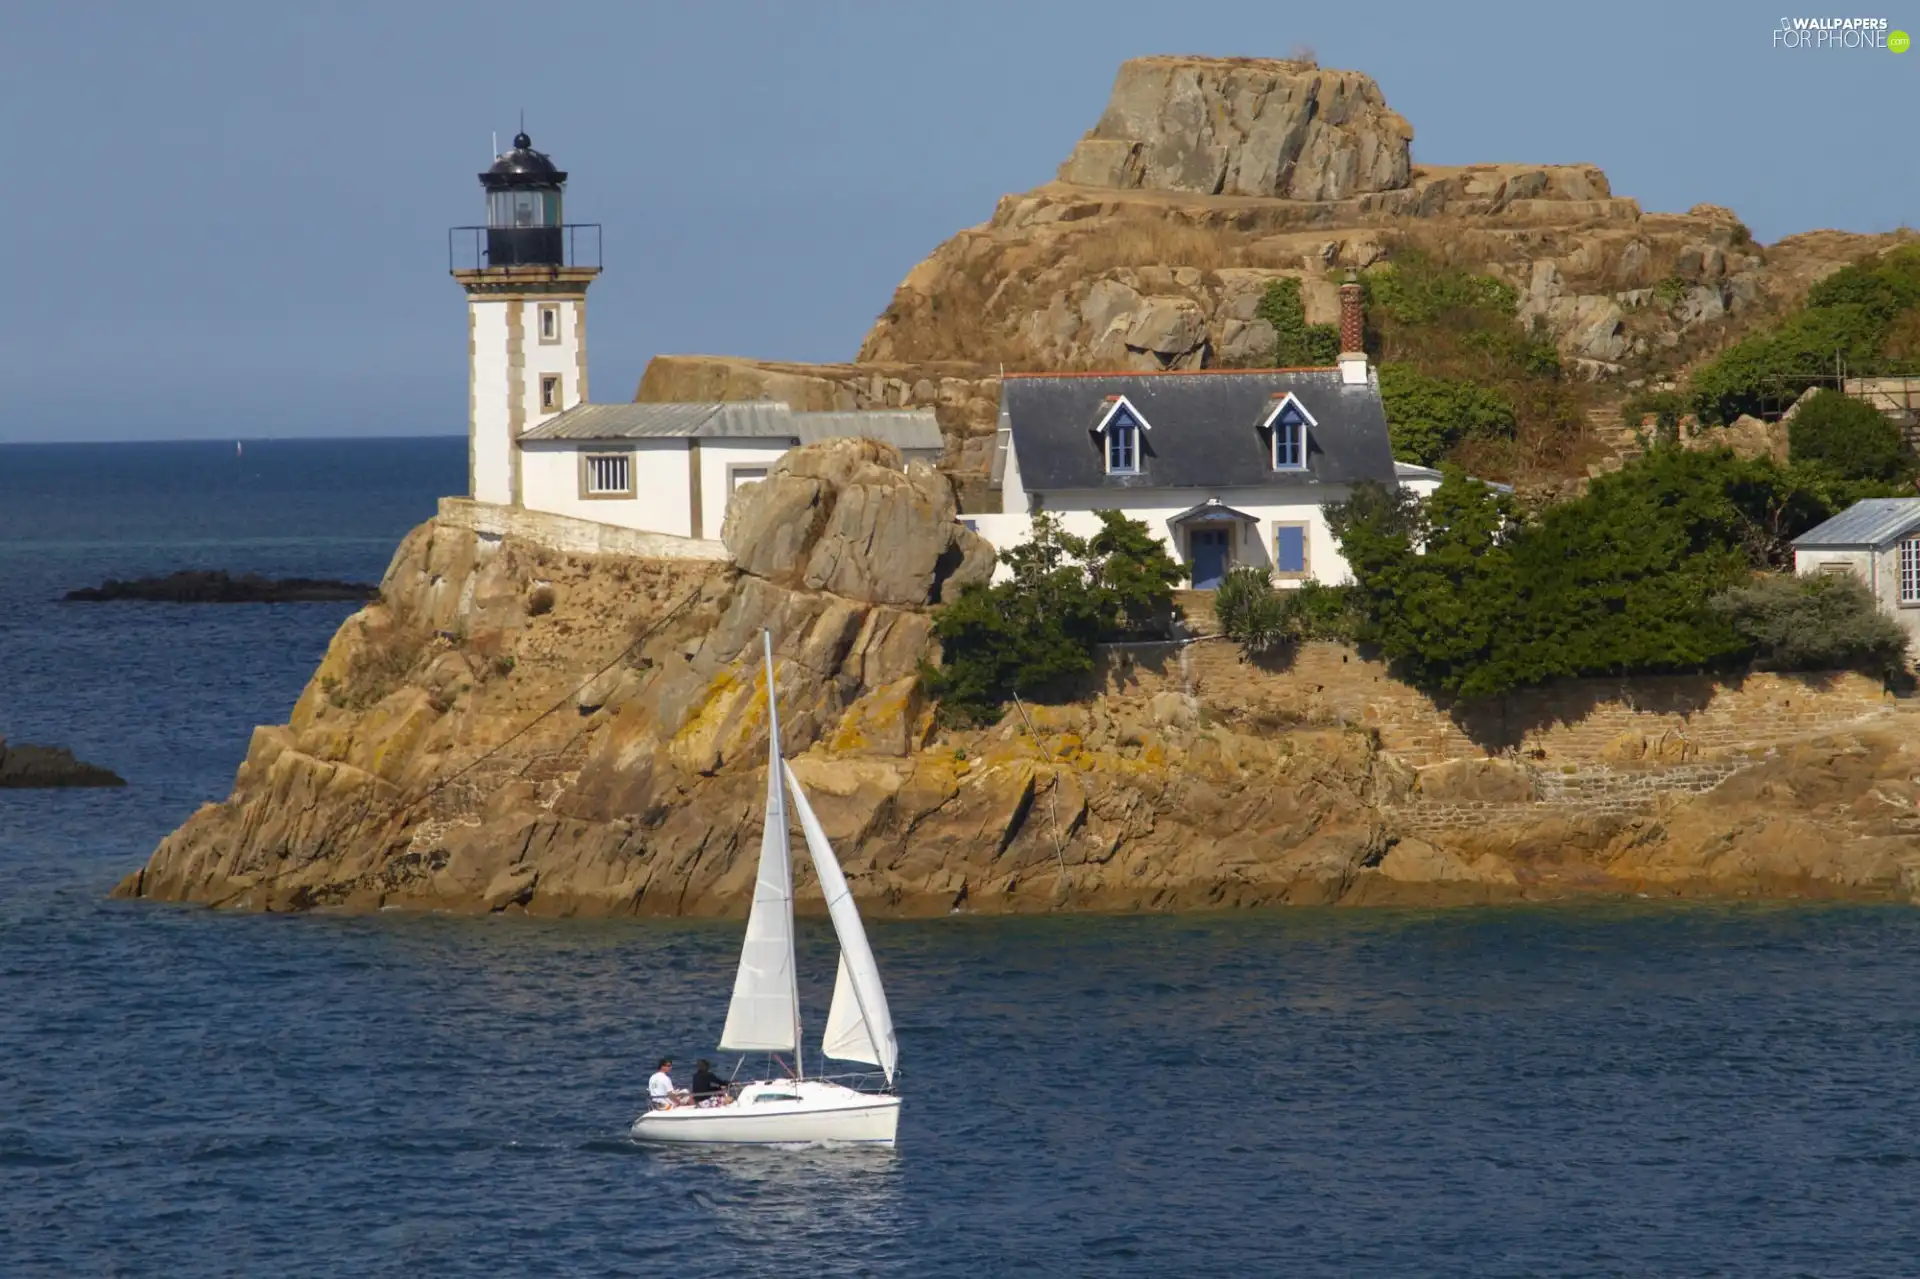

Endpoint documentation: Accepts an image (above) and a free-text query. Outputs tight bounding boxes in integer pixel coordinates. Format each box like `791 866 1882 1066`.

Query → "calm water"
5 439 1920 1276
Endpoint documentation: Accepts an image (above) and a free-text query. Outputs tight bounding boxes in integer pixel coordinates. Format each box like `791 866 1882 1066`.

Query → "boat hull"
630 1080 900 1146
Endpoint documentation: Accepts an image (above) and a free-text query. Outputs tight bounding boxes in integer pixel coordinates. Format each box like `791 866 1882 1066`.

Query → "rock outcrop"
116 437 1920 918
0 739 125 787
64 571 378 604
634 55 1913 483
1058 57 1414 200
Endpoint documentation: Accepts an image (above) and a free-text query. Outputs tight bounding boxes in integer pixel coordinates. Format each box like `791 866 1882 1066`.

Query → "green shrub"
1292 580 1365 643
1691 245 1920 423
1368 255 1517 327
1788 388 1917 482
1378 363 1519 465
1710 572 1909 674
1357 250 1582 475
1214 566 1291 655
926 511 1185 724
1256 278 1340 367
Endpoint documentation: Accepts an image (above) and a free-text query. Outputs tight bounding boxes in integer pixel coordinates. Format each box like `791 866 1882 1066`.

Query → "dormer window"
1261 393 1316 471
1092 395 1151 475
1274 418 1303 469
1108 419 1139 472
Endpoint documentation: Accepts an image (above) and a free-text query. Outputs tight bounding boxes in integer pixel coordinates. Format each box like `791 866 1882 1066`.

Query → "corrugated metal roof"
518 401 795 441
1792 497 1920 548
792 410 942 453
517 402 945 453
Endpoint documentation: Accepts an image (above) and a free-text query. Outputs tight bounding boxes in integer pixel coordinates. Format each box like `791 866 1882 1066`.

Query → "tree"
1329 453 1777 698
925 511 1184 724
1086 509 1188 637
1787 388 1917 483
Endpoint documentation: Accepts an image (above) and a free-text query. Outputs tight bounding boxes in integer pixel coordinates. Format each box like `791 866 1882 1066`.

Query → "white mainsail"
783 760 898 1083
718 635 800 1055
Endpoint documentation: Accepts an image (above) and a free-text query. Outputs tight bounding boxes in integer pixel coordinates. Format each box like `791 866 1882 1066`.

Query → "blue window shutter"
1275 526 1306 572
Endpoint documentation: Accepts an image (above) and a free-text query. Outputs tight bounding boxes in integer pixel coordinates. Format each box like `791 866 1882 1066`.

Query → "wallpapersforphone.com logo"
1772 16 1909 48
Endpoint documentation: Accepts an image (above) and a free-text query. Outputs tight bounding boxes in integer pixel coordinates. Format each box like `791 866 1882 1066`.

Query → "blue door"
1191 528 1230 589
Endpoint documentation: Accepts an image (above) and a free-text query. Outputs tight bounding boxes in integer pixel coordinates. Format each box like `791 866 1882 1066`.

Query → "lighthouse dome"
481 132 567 189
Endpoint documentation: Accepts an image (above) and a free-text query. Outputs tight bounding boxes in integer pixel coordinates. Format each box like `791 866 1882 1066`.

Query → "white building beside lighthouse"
452 133 940 544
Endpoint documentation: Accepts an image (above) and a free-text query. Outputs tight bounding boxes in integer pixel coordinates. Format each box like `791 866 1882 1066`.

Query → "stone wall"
1090 638 1896 767
435 498 727 561
1391 762 1748 833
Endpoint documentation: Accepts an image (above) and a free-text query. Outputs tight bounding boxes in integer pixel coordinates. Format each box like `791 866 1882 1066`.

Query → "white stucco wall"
517 298 583 434
973 487 1352 588
1795 543 1920 655
520 439 693 535
694 438 799 541
469 300 512 504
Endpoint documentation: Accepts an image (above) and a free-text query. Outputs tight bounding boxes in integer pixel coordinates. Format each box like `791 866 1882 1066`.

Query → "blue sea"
5 438 1920 1276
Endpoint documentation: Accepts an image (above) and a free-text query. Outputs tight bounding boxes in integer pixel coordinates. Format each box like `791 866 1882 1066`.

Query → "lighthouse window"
490 189 561 229
538 304 559 343
540 375 562 412
582 454 632 497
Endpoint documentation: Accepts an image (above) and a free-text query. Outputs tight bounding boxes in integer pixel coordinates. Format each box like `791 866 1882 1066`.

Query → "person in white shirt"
648 1057 683 1109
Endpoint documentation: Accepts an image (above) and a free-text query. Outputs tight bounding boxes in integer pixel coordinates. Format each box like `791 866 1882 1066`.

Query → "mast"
763 629 802 1081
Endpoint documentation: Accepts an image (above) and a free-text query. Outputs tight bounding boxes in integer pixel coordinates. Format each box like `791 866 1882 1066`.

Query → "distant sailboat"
235 441 243 458
630 630 901 1146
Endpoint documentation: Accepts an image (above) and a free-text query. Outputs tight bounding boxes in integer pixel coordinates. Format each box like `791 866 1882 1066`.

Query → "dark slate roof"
1791 497 1920 548
1000 369 1396 493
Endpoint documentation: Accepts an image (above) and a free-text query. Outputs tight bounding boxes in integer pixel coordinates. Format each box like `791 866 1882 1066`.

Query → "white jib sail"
783 760 898 1082
718 635 800 1055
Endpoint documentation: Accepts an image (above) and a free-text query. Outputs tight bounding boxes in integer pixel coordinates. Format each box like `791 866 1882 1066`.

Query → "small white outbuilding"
1791 496 1920 655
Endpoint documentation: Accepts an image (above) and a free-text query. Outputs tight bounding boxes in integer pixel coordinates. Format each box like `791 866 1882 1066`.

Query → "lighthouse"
452 131 601 505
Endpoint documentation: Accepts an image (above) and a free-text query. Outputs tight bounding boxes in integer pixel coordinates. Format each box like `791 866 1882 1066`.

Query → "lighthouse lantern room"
451 131 601 506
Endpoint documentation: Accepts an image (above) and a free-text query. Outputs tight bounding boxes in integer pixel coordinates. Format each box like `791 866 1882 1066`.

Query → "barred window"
1901 536 1920 604
585 454 631 495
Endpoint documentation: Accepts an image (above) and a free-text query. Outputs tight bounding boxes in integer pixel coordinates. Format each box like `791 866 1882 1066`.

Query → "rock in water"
1058 56 1413 199
0 738 125 787
64 570 378 603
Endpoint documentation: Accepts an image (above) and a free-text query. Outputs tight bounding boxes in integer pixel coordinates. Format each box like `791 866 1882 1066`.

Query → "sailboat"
630 630 901 1146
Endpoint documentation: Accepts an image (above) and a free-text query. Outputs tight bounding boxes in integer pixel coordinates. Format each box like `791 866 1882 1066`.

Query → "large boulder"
1058 56 1413 200
721 437 994 607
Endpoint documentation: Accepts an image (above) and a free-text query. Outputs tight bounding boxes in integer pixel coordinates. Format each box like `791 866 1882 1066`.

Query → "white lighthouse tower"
452 132 600 505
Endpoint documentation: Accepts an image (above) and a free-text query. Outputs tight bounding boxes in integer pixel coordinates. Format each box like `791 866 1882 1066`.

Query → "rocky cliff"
119 440 1920 918
639 55 1912 483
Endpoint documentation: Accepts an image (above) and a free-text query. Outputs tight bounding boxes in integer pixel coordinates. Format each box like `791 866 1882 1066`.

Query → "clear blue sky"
0 1 1911 443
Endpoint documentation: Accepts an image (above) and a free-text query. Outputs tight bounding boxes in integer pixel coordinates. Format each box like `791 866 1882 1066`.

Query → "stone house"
1792 497 1920 654
971 281 1435 588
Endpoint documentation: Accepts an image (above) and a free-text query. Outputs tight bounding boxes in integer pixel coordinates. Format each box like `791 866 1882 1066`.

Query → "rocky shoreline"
113 440 1920 918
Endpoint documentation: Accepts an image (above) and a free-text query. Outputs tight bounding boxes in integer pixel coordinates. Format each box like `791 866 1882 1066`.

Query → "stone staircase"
1172 589 1219 637
1585 403 1645 477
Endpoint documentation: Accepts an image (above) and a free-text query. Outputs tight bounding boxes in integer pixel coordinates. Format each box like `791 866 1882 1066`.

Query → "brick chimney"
1338 272 1368 385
